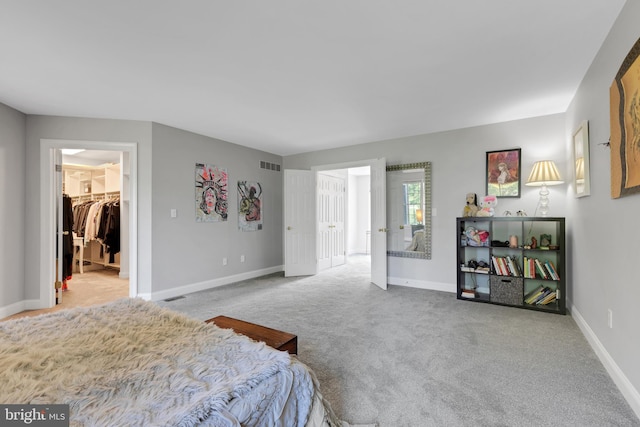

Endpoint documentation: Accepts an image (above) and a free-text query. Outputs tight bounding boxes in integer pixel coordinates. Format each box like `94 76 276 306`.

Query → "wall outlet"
222 257 227 266
608 309 613 329
240 255 245 263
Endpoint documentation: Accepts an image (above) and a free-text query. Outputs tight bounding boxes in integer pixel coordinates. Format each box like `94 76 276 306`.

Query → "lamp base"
538 184 550 217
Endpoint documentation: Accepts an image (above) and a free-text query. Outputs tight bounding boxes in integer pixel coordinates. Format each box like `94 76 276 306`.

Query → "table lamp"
525 160 563 217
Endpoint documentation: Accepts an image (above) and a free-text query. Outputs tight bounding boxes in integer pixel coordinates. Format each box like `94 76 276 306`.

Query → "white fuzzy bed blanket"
0 298 297 426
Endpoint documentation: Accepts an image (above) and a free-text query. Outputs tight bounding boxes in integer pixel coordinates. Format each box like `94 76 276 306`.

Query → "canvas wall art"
238 181 262 231
195 163 228 222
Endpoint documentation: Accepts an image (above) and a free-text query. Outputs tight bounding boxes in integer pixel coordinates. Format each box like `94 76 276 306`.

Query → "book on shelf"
461 265 490 274
531 288 552 305
490 255 522 277
529 257 535 278
534 259 549 279
507 256 522 277
497 257 508 275
524 285 546 304
537 292 557 305
524 286 558 305
491 256 503 275
544 260 560 280
461 290 476 298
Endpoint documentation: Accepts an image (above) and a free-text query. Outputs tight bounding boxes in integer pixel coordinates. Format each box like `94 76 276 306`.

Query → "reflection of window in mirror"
403 181 423 225
386 162 431 259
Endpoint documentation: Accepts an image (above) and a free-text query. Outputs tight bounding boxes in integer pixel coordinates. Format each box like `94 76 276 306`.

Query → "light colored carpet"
158 255 640 427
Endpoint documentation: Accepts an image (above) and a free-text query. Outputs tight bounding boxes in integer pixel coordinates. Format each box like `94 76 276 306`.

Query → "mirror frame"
386 162 432 259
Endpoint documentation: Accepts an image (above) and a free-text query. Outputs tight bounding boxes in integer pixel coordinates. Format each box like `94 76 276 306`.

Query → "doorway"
283 158 386 289
40 139 138 310
312 159 385 289
58 149 130 310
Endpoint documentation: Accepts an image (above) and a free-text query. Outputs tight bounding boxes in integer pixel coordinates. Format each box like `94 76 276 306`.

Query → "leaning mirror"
386 162 432 259
573 120 591 197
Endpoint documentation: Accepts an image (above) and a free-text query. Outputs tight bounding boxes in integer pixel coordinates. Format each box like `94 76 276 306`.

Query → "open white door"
284 170 317 277
55 149 64 303
330 176 346 267
317 173 346 271
370 158 387 289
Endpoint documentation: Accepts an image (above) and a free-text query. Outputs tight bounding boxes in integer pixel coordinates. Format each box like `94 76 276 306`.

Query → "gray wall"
284 113 567 290
150 123 283 295
19 117 284 303
0 103 26 309
565 0 640 407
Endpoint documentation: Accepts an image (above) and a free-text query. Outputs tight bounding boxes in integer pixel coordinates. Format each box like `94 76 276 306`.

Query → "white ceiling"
0 1 627 156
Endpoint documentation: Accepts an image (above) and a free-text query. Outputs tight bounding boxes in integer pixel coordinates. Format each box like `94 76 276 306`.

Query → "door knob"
287 226 292 230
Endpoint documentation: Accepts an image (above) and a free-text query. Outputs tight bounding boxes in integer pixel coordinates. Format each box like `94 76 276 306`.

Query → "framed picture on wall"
610 37 640 198
486 148 521 198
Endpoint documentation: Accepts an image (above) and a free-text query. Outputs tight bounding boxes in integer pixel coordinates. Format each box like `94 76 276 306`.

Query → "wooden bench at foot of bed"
205 315 298 355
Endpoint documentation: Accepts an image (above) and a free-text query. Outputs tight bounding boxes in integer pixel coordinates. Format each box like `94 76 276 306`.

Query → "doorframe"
39 139 138 308
312 158 381 281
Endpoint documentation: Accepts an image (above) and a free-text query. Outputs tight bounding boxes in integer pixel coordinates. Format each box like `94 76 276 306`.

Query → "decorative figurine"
476 195 498 217
530 236 538 249
462 193 479 217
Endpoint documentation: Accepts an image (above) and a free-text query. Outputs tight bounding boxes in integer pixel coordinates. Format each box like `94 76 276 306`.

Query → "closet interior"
64 162 121 272
60 150 129 308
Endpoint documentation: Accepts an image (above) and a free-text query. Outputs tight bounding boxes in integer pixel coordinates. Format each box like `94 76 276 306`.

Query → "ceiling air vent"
259 160 281 172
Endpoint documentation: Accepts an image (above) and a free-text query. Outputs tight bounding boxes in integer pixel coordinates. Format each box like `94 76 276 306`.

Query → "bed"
0 298 371 427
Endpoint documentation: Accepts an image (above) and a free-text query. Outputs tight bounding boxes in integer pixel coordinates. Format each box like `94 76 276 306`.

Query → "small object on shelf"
540 234 551 247
476 195 498 217
530 236 537 249
465 226 490 247
462 193 479 217
509 235 518 248
461 290 476 298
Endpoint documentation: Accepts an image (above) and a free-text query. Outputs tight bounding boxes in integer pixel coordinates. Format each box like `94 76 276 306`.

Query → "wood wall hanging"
610 37 640 198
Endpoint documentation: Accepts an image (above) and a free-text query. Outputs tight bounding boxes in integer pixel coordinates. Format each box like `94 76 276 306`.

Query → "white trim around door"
39 139 138 309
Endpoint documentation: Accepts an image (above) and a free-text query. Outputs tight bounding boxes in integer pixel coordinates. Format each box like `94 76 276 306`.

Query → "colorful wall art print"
486 148 521 198
238 181 262 231
195 163 228 222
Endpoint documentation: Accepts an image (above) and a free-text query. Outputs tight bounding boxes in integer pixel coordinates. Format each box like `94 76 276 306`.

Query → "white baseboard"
388 276 455 293
571 304 640 420
146 266 284 302
0 299 43 319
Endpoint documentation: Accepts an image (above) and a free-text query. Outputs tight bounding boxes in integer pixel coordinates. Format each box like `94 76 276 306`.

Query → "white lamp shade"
526 160 564 186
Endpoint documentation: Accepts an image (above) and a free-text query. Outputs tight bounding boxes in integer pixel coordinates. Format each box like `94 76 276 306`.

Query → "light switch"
170 209 177 218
